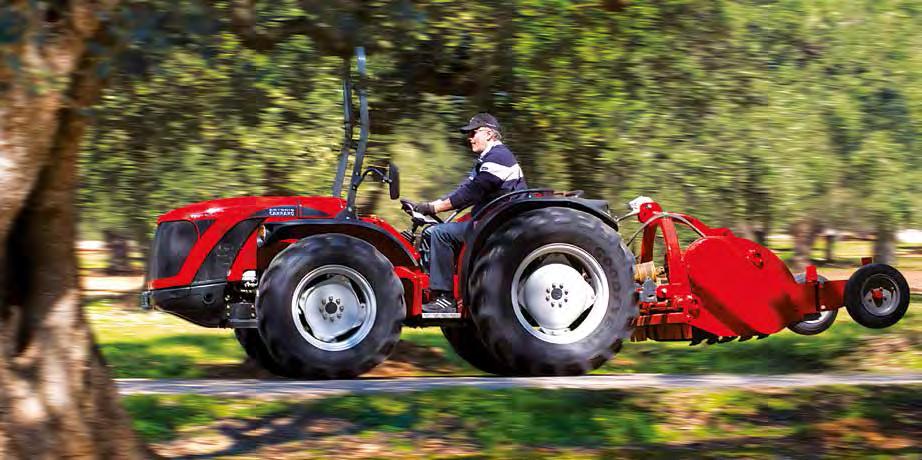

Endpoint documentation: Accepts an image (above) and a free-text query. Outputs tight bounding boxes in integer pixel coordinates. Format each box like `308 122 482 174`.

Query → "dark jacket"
446 144 527 215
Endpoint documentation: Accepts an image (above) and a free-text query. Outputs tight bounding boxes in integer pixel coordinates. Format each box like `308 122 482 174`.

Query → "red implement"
628 199 905 343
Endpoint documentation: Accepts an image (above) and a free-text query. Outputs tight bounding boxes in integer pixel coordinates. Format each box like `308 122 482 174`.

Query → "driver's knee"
429 224 449 244
430 223 462 245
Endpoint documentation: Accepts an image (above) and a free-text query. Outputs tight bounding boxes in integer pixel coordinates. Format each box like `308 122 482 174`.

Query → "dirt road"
117 373 922 398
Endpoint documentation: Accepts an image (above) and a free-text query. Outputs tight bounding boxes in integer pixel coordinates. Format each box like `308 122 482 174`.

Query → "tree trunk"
874 222 896 265
825 232 837 263
103 230 132 275
0 2 145 457
789 220 820 270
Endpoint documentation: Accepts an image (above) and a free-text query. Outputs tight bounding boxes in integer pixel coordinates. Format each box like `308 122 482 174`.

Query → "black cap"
459 112 502 134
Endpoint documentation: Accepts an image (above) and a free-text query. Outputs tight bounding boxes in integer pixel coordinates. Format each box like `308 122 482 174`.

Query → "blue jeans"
428 221 471 293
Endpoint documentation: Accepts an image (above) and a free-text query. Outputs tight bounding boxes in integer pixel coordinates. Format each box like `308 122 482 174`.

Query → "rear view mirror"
387 162 400 200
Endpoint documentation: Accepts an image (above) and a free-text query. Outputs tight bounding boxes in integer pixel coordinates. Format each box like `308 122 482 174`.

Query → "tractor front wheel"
469 207 635 376
257 234 405 379
234 328 294 377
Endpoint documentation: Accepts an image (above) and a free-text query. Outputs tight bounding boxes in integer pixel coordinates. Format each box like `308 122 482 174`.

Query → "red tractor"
141 49 636 378
142 49 911 379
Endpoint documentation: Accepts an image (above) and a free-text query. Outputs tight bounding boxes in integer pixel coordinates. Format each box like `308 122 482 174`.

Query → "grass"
88 295 922 378
123 384 921 457
601 303 922 374
87 300 245 378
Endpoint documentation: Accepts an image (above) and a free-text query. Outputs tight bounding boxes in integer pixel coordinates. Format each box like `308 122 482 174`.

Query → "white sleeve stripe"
479 162 523 181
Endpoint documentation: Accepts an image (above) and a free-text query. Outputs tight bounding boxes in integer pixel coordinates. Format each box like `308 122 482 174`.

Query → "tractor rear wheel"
441 324 512 375
257 234 405 379
469 207 635 376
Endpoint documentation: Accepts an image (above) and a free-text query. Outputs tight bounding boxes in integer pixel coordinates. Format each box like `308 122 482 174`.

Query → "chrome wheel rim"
290 265 376 351
800 309 834 325
860 274 900 317
511 243 609 344
793 273 832 325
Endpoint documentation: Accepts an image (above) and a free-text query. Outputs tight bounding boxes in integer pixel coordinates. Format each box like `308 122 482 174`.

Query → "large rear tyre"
470 207 635 376
234 328 294 377
440 324 512 376
844 263 910 329
257 234 405 379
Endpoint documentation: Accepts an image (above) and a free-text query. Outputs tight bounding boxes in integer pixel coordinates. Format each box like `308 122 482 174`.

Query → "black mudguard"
459 192 618 307
260 219 417 269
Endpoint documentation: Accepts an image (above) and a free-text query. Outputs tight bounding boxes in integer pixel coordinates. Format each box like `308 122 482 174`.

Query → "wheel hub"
297 275 367 344
861 274 900 317
521 263 595 332
511 243 610 344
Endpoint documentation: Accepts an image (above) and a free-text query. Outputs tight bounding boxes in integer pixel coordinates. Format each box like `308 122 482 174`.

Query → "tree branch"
223 0 355 55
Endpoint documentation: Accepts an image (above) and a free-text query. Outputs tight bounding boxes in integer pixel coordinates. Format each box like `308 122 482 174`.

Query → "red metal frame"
632 200 848 341
149 195 457 322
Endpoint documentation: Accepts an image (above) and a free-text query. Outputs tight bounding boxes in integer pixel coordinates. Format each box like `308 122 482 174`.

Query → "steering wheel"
400 199 443 225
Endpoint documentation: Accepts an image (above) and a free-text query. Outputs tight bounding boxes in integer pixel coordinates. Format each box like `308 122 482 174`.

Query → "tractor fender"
459 197 618 306
259 219 417 269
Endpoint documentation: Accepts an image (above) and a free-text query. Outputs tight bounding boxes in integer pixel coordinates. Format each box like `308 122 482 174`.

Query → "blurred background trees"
2 0 918 454
79 0 921 269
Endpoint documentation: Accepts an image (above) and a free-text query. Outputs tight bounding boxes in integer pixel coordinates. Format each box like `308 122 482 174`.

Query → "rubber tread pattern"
257 234 405 379
234 328 295 377
440 324 513 376
469 207 636 376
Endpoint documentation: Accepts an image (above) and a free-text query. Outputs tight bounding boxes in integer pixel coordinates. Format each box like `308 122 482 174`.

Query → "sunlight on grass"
124 385 922 457
87 299 243 378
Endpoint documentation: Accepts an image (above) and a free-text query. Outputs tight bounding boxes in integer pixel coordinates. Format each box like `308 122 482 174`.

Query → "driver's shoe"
422 295 457 314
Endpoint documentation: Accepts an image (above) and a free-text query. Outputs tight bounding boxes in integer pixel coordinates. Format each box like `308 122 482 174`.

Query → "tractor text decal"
267 207 297 217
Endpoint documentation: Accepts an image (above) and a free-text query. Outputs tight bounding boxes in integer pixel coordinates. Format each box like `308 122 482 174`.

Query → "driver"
403 113 527 314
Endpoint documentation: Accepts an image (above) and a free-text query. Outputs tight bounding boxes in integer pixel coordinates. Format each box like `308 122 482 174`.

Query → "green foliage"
79 0 922 243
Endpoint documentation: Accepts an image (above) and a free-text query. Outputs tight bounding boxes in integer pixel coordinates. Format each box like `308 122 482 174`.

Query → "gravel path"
117 373 922 398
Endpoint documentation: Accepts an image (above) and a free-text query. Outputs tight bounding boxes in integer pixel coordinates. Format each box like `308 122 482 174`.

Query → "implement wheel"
469 207 635 376
844 263 910 329
787 273 838 336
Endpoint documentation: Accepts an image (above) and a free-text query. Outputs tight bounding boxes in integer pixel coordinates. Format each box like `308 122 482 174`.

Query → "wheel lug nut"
329 296 334 301
336 299 341 304
339 305 344 311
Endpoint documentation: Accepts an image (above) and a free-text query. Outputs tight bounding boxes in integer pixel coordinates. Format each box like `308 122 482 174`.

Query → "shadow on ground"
102 336 465 379
124 385 921 458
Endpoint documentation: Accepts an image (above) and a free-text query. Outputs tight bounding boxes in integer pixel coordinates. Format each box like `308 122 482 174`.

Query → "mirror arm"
351 167 388 190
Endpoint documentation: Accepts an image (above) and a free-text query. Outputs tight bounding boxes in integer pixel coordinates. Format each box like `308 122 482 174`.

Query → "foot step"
421 312 461 319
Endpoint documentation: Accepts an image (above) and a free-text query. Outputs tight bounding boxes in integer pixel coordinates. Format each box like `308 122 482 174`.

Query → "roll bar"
331 47 370 219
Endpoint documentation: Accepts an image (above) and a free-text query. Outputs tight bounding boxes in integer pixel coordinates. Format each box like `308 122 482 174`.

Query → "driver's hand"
401 199 436 216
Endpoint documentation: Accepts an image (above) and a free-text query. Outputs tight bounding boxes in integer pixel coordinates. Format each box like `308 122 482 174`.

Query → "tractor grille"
194 218 261 283
148 220 197 280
